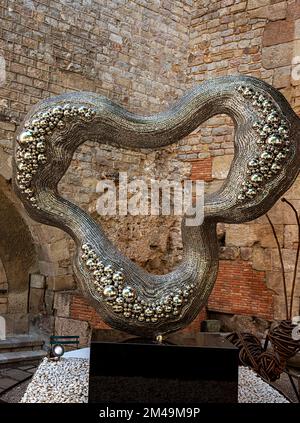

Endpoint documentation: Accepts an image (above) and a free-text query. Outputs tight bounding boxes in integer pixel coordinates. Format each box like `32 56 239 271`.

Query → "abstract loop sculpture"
13 76 300 338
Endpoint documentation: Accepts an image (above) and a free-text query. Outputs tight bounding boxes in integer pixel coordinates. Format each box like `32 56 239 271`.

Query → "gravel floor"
238 367 289 403
21 358 89 403
18 358 290 403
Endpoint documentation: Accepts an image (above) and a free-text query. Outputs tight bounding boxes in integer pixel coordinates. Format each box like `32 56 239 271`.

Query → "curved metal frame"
13 75 300 338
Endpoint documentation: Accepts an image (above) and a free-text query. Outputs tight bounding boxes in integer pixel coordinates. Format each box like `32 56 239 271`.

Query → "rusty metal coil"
227 320 300 382
268 320 300 361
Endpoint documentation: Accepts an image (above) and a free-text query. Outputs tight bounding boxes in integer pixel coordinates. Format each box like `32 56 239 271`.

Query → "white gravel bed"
238 367 288 403
20 358 289 403
20 358 89 403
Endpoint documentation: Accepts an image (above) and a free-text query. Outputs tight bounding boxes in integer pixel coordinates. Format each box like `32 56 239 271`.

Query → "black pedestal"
88 329 238 403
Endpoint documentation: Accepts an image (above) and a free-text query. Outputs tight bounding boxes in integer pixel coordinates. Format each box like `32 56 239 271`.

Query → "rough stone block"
29 288 44 313
258 224 284 248
252 245 271 271
204 180 223 195
226 224 257 247
273 66 291 89
0 148 12 180
247 2 287 21
55 317 91 346
212 155 233 180
63 72 95 91
287 1 300 20
262 43 293 69
271 249 297 272
30 273 46 289
45 290 54 314
283 200 300 224
219 315 270 337
284 175 300 200
219 246 239 260
54 292 71 318
47 275 75 291
263 20 294 47
295 19 300 39
284 225 299 249
44 238 70 261
5 313 29 335
240 247 252 261
0 304 8 314
247 0 270 9
39 261 60 277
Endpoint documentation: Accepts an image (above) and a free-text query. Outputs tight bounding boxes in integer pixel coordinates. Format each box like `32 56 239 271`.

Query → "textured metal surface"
227 320 300 382
13 75 300 338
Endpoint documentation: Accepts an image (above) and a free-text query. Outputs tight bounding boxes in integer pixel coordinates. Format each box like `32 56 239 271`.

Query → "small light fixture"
51 344 65 360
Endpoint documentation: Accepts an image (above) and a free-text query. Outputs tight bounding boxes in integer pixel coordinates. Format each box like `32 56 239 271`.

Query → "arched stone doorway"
0 176 38 334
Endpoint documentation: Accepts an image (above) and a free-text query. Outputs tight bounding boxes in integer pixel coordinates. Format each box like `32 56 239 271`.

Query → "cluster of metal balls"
15 104 96 207
236 85 290 202
81 243 194 323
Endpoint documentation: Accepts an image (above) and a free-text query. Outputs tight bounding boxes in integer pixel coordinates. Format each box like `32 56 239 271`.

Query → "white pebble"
238 367 289 403
20 358 89 403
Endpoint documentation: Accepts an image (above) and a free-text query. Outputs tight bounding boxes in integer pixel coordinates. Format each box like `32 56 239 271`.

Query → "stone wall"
186 0 300 322
0 0 299 342
0 0 194 340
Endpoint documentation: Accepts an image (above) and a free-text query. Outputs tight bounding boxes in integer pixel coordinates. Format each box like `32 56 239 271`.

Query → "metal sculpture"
13 75 300 338
227 321 300 390
227 197 300 394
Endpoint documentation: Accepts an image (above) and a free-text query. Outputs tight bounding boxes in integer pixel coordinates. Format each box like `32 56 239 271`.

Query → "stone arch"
0 257 7 287
0 176 39 332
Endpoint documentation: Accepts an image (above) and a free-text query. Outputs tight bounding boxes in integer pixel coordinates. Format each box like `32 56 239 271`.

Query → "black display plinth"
88 329 238 403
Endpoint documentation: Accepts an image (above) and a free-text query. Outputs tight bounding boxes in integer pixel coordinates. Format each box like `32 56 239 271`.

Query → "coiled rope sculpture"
13 75 300 338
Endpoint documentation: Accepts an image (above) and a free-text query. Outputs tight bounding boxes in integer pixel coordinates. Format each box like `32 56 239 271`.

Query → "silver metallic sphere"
104 265 113 274
250 173 263 185
103 285 118 300
260 151 273 162
112 305 123 313
267 135 283 146
144 308 154 317
133 303 142 313
122 286 136 303
248 159 259 168
86 258 96 269
18 130 34 145
172 295 183 306
245 188 257 198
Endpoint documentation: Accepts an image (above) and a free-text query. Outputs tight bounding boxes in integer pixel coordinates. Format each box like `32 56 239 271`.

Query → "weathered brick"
273 66 292 89
247 2 287 21
212 155 233 180
263 20 294 47
262 42 293 69
247 0 271 9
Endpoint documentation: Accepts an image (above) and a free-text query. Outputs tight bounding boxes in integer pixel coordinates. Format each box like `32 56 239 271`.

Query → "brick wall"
208 260 273 320
190 157 213 182
70 295 110 330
